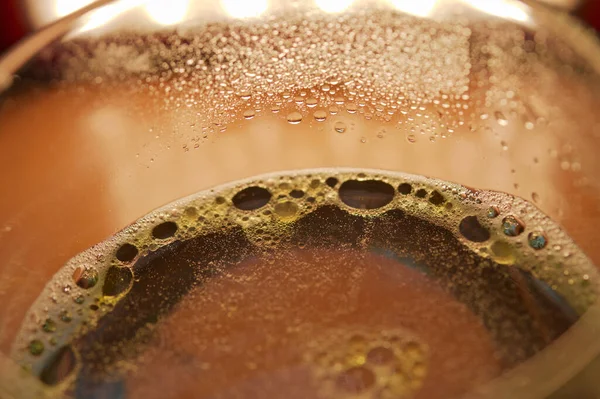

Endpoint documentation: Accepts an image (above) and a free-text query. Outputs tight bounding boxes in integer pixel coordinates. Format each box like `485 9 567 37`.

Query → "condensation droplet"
243 109 255 120
334 121 347 133
287 111 303 125
313 110 327 122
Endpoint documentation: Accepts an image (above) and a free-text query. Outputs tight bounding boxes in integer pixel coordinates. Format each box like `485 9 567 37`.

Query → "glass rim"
1 1 600 397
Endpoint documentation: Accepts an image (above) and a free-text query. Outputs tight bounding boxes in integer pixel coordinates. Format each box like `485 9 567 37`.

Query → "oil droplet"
502 215 525 237
243 109 255 120
29 340 44 356
495 111 508 126
334 121 347 133
528 231 547 249
313 110 327 122
287 112 303 125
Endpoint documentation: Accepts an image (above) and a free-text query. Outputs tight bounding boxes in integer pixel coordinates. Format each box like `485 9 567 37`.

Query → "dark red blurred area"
0 0 599 55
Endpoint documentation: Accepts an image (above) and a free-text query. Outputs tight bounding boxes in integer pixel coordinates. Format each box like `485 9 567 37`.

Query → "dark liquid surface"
12 169 599 399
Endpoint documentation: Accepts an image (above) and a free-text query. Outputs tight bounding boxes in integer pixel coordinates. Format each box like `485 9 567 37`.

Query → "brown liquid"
11 170 598 399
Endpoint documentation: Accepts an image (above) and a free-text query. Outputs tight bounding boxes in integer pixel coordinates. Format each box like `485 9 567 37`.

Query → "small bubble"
528 231 547 249
407 134 416 143
415 189 427 198
334 121 347 133
339 180 395 209
274 201 299 220
73 295 85 304
243 109 255 119
501 141 508 151
103 266 133 297
39 346 76 386
502 215 525 236
329 106 339 115
491 241 515 265
72 266 99 289
459 216 490 242
289 189 305 198
270 105 280 113
152 221 178 239
487 206 500 218
29 340 44 356
115 243 138 263
532 192 540 203
287 111 303 124
325 177 339 188
313 110 327 122
346 103 357 113
398 183 412 195
232 186 272 210
42 319 56 333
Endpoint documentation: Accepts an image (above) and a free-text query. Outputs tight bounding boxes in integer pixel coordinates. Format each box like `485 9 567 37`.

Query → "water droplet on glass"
313 110 327 122
243 109 255 119
334 121 347 133
407 134 416 143
346 103 357 114
306 98 318 108
286 112 303 125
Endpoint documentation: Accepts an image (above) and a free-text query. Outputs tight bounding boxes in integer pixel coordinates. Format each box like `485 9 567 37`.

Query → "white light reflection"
54 0 142 33
389 0 439 18
461 0 530 23
145 0 190 26
315 0 354 14
221 0 268 19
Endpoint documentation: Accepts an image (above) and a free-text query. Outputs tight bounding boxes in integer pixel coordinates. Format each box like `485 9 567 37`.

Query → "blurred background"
0 0 598 55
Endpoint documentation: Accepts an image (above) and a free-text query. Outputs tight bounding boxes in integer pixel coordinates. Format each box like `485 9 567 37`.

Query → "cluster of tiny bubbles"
11 168 600 392
304 328 428 399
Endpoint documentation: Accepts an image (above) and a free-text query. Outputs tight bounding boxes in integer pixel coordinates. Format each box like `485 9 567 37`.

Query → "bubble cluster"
305 329 428 398
11 168 600 396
